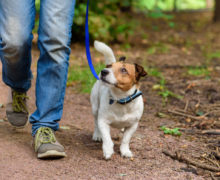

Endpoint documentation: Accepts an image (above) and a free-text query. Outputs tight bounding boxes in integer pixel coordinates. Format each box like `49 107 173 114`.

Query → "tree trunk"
214 0 220 22
173 0 177 12
119 0 133 12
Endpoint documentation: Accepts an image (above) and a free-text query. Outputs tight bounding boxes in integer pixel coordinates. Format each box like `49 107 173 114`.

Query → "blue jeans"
0 0 76 135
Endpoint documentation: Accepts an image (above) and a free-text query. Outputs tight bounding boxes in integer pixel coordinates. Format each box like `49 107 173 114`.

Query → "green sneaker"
34 127 66 159
6 89 29 127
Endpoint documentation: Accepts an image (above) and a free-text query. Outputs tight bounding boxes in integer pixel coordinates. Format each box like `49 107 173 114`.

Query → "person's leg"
0 0 35 92
0 0 35 127
29 0 76 158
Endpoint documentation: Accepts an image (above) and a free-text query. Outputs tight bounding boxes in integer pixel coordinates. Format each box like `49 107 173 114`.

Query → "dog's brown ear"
119 56 126 62
135 63 147 81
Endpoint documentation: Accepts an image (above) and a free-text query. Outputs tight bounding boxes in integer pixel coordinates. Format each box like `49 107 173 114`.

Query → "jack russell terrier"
90 41 147 159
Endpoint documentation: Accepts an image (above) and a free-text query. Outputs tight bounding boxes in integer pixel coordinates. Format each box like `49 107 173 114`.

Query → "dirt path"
2 12 220 179
0 46 207 180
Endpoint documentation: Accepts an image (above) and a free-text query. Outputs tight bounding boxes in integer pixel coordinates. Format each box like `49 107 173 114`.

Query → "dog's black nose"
101 69 109 77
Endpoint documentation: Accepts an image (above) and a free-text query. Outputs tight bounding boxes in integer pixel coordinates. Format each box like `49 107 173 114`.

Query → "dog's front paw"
121 150 133 158
103 143 114 160
120 146 133 158
103 149 114 160
92 133 102 142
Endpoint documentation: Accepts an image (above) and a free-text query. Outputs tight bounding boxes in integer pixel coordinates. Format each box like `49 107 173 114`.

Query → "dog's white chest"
99 93 144 129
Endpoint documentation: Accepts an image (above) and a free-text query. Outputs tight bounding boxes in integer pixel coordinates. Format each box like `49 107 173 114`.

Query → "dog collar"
109 90 142 105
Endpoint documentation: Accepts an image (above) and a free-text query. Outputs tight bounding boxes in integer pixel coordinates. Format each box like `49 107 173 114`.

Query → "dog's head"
100 57 147 91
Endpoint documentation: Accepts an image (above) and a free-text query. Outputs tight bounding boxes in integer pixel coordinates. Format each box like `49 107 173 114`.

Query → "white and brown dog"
90 41 147 159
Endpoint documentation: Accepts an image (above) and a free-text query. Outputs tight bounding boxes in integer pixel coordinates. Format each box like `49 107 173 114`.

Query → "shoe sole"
8 114 29 129
11 121 29 131
37 150 67 159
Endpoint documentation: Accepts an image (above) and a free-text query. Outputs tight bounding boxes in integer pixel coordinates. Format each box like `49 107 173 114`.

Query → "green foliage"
176 0 206 10
159 89 183 101
147 67 162 78
207 51 220 60
157 112 168 118
67 63 105 93
148 11 174 19
196 110 204 116
135 0 207 11
148 67 182 103
160 126 182 136
34 0 208 43
34 0 41 33
147 43 170 55
73 1 136 42
187 67 210 76
168 21 175 28
35 0 40 11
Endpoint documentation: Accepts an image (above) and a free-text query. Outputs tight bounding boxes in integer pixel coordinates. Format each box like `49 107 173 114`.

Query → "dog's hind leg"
91 82 102 141
120 122 138 158
92 114 102 142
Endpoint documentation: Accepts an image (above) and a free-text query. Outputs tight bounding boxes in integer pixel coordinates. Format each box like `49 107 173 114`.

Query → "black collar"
109 90 142 105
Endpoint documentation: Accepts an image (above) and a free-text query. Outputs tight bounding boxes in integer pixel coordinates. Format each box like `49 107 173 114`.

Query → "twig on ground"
203 156 220 168
162 150 220 172
201 104 220 113
202 130 220 135
212 152 220 160
210 172 218 180
195 98 200 109
184 100 189 112
205 104 220 108
168 109 203 121
202 110 220 117
174 108 189 113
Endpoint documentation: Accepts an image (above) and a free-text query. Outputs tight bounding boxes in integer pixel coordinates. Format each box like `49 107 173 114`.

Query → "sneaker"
34 127 67 159
6 89 29 127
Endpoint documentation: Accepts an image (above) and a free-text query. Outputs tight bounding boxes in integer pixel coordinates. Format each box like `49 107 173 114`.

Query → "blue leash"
85 0 100 80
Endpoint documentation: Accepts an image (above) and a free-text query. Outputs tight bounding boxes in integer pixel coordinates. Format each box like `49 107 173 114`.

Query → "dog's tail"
94 40 116 65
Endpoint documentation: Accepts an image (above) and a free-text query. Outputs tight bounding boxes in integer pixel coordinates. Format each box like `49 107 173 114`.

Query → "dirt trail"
0 46 206 180
2 12 220 179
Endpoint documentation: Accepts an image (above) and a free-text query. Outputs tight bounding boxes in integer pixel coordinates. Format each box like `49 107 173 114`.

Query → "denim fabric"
0 0 76 135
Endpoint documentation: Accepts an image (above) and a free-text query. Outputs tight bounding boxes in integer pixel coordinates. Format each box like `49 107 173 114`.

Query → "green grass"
160 126 182 136
158 89 183 101
147 43 169 55
207 51 220 60
146 67 183 103
67 63 105 93
147 67 162 78
187 66 210 77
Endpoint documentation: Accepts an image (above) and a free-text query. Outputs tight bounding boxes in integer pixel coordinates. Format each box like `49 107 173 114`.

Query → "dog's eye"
120 68 127 74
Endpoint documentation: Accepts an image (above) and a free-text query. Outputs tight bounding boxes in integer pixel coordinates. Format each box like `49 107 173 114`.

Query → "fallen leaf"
215 172 220 176
185 118 191 123
181 144 188 149
157 112 167 118
201 153 206 157
186 83 196 90
141 39 148 45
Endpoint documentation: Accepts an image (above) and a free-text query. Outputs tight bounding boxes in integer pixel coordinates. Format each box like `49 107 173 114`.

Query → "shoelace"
12 91 29 113
36 127 56 144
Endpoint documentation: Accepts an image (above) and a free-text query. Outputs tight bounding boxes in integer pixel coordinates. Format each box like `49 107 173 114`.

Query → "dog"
90 41 147 159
